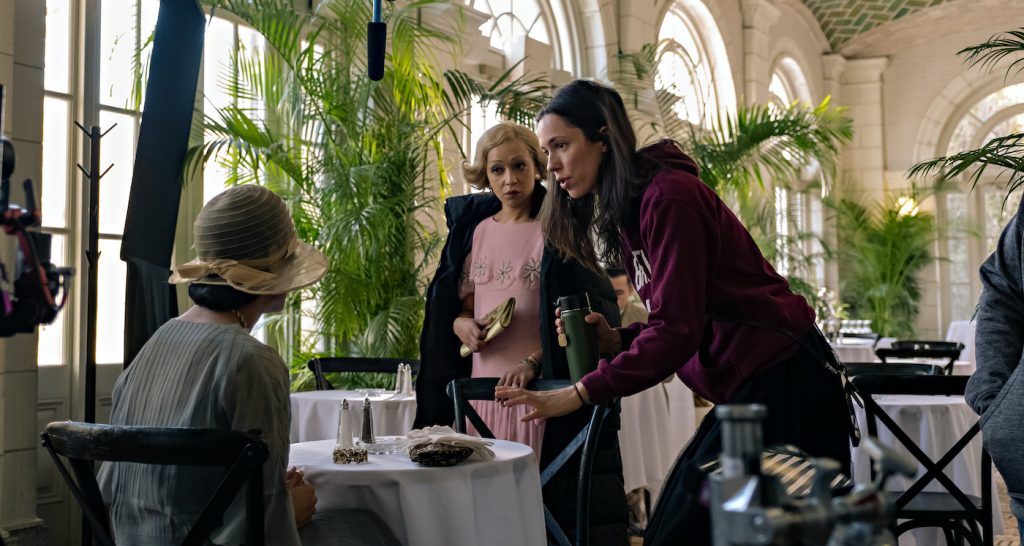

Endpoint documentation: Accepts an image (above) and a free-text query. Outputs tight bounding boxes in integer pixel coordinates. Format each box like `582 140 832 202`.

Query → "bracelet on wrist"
522 355 542 375
573 382 590 405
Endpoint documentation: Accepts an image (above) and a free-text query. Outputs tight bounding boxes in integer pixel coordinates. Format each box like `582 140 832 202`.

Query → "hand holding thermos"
496 293 620 421
555 295 622 361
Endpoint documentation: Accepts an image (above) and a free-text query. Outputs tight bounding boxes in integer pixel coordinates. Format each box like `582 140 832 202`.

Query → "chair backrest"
850 375 991 528
40 421 269 546
844 362 943 377
874 340 964 375
308 357 420 390
446 378 611 546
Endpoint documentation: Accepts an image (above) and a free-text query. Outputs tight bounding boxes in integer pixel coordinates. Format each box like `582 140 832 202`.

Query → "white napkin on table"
403 425 495 461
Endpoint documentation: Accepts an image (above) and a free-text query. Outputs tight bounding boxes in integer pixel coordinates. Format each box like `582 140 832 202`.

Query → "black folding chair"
852 375 993 546
40 421 269 546
845 362 944 377
308 357 420 390
447 378 612 546
875 340 964 375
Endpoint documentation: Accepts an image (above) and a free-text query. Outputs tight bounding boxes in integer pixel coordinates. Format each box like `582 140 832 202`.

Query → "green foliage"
829 194 938 338
909 29 1024 196
191 0 548 390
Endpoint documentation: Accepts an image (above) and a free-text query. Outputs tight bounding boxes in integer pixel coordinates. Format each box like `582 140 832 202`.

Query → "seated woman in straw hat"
98 185 399 546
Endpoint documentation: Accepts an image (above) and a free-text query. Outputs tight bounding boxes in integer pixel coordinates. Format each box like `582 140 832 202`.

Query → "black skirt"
644 331 852 546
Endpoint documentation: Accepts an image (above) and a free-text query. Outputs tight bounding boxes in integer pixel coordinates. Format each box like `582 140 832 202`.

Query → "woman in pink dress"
454 122 547 453
415 122 628 542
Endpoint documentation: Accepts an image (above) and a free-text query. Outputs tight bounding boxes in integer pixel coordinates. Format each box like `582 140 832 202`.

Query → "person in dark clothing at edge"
414 123 628 545
965 197 1024 542
497 79 854 546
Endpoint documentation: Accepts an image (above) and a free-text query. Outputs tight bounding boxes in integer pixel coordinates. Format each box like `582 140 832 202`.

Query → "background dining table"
289 390 416 443
851 393 1003 545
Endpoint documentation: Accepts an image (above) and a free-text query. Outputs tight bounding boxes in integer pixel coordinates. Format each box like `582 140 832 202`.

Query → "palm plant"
909 29 1024 193
192 0 549 389
613 41 853 306
829 192 939 338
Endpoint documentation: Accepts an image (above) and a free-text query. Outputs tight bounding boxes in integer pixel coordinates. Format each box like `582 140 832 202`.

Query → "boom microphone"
368 0 386 81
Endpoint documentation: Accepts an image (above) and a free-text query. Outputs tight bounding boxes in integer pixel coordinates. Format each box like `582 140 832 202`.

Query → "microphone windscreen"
368 21 386 81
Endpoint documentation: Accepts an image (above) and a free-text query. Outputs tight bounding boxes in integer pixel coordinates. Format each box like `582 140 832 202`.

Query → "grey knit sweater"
966 198 1024 527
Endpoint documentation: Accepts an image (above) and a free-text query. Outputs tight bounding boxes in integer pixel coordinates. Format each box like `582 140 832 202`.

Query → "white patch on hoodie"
632 249 653 292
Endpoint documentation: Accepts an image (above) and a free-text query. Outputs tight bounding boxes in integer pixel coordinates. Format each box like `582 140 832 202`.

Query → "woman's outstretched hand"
555 308 622 354
494 385 582 421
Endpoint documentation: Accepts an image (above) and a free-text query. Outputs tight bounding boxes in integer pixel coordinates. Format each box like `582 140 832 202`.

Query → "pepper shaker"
360 397 375 444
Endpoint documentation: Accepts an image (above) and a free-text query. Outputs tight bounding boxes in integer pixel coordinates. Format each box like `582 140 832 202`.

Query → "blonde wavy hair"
461 121 548 191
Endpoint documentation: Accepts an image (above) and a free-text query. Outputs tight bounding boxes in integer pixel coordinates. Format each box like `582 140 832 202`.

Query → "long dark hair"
537 80 647 272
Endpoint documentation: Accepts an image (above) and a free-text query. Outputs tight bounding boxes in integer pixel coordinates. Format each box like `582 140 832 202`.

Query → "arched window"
655 0 735 127
940 83 1024 322
463 1 578 194
768 58 811 109
768 58 817 281
469 0 575 74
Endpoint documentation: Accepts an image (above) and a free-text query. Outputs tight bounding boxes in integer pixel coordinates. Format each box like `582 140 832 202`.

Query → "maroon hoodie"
579 140 815 404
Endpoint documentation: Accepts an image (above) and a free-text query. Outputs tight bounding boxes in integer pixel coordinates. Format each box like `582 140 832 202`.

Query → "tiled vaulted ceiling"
802 0 953 49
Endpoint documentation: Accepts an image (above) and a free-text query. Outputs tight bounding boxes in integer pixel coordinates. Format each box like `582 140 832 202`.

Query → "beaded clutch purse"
459 297 515 357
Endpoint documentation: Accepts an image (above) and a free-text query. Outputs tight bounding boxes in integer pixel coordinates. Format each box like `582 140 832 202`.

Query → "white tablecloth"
618 376 695 502
290 390 416 443
852 394 1003 545
290 439 545 546
830 338 877 363
946 319 977 367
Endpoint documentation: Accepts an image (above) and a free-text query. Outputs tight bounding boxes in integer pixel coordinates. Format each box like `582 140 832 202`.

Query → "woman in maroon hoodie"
497 79 854 545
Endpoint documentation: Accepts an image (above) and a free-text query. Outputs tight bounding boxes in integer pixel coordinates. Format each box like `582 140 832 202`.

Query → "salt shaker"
336 399 353 449
394 363 404 393
401 363 413 395
360 397 375 444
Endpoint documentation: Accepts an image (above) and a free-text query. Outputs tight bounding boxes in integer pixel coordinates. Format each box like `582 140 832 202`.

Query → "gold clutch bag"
459 297 516 357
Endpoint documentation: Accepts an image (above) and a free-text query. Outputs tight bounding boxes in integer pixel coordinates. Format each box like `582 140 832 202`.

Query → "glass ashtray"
355 436 405 455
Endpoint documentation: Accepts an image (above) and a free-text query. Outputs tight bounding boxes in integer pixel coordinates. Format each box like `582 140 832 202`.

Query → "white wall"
0 0 46 543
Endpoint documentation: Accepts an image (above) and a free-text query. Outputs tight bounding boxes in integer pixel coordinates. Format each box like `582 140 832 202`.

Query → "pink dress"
459 216 545 455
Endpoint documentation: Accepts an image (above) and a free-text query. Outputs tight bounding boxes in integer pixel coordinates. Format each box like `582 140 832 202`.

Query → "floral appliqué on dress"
495 261 515 289
471 257 488 283
520 257 540 287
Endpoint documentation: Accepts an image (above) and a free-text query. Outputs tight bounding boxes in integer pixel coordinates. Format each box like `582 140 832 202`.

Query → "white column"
0 0 46 544
579 0 616 78
819 54 847 294
740 0 781 105
839 57 889 198
617 0 657 55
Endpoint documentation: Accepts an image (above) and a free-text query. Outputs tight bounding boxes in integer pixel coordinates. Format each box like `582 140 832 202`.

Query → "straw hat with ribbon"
169 185 327 295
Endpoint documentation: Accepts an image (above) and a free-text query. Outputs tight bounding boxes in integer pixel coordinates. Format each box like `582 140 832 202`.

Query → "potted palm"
192 0 548 389
829 192 939 338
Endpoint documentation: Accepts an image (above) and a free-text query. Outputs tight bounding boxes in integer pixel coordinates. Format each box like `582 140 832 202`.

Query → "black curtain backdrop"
121 0 205 367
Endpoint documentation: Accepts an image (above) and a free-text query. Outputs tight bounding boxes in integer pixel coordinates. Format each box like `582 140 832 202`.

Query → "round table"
618 376 695 503
852 394 1003 545
290 390 416 443
289 439 545 546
